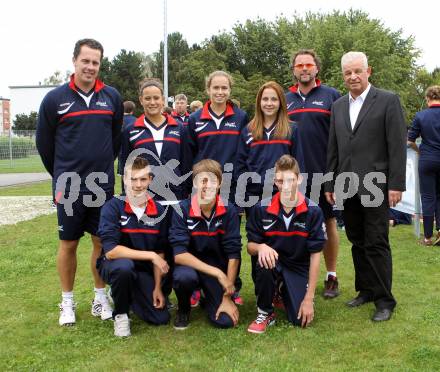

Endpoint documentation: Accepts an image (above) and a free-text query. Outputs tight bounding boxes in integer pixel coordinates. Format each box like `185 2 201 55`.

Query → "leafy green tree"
274 10 420 120
151 32 191 98
99 50 145 106
43 70 70 85
13 112 38 131
96 10 425 121
405 67 440 120
174 46 228 102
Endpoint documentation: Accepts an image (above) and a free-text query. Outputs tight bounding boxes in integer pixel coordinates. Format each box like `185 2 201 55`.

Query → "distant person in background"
408 85 440 245
117 101 136 176
123 101 136 124
36 38 123 326
163 106 173 115
190 100 203 113
172 94 190 125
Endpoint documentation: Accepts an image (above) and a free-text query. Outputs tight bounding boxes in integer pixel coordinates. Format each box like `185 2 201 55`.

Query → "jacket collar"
288 79 321 94
189 194 227 218
171 110 189 117
124 194 158 216
266 192 308 217
200 100 236 120
69 74 105 93
134 112 178 128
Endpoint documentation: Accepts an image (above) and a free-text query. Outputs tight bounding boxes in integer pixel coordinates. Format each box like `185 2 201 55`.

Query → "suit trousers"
343 194 396 310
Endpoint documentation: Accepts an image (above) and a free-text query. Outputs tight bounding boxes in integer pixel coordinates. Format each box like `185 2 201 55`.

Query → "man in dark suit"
325 51 407 321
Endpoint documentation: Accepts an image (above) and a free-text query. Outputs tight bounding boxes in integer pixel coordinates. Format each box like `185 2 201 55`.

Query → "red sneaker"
247 312 276 334
232 291 244 306
273 293 285 311
190 290 201 308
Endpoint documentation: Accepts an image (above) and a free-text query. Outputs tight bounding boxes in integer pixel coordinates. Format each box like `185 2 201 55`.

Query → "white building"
8 85 59 128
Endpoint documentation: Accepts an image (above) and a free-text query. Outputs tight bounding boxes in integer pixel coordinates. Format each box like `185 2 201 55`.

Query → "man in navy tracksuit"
285 49 341 299
171 93 190 126
36 39 123 326
97 157 170 337
247 155 325 333
169 159 241 330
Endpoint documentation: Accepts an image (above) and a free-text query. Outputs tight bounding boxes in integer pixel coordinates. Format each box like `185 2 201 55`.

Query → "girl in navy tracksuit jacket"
235 81 303 285
120 79 191 202
235 81 303 210
186 70 249 190
187 71 248 304
408 85 440 245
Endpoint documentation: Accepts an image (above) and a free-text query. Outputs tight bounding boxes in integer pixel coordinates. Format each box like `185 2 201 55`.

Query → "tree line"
14 9 440 130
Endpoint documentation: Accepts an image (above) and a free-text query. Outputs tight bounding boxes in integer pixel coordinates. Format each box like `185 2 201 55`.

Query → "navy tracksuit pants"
173 265 235 328
419 159 440 238
98 258 170 325
254 262 308 326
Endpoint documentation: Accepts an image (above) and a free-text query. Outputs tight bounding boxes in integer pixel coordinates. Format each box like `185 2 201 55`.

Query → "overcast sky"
0 0 438 98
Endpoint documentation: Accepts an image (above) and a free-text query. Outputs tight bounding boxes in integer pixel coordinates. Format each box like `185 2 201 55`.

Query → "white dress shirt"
349 84 371 129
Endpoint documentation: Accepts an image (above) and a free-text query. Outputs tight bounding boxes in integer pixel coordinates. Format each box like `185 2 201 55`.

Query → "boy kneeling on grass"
97 157 170 337
170 159 241 330
247 154 326 333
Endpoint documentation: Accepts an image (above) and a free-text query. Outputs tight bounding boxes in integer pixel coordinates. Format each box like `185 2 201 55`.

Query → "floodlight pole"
163 0 169 107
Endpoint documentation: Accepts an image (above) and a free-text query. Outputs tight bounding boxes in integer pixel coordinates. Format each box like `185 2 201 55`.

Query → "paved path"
0 173 51 187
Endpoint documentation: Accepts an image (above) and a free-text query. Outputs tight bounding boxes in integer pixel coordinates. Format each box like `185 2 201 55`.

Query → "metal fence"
0 130 43 170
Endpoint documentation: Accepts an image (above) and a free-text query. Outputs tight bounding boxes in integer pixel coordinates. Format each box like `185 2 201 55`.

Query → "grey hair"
341 52 368 70
175 93 188 101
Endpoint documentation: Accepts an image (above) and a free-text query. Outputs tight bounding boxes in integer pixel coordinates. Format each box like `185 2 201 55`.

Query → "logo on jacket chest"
293 222 306 229
95 100 108 108
120 216 131 226
57 102 75 115
223 122 236 128
195 121 209 132
168 130 180 137
263 220 277 230
312 101 324 106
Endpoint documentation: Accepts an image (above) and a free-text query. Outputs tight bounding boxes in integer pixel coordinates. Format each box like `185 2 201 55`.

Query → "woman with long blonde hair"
235 81 302 208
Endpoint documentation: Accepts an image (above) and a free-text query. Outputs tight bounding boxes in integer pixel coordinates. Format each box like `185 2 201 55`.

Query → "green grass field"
0 175 122 197
1 212 440 371
0 155 46 174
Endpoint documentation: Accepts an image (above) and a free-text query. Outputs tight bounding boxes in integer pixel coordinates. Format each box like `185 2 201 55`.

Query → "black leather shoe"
346 296 371 307
372 308 393 322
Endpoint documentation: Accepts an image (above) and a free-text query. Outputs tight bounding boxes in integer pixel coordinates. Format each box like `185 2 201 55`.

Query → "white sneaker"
59 300 76 326
91 297 113 320
114 314 131 337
